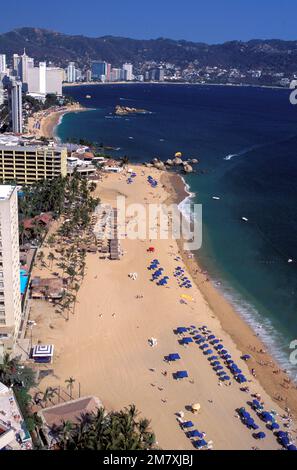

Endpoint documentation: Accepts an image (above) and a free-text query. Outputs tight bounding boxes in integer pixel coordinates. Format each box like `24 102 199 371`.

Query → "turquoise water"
58 84 297 373
20 269 28 295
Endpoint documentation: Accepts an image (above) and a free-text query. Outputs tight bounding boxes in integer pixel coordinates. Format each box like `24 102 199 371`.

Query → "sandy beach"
26 165 297 450
26 103 87 140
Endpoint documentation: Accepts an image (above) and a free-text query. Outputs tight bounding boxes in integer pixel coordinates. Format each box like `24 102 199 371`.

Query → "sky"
0 0 296 43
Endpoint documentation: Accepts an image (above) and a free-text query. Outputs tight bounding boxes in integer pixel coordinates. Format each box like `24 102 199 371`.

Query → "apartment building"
0 145 67 184
0 186 21 351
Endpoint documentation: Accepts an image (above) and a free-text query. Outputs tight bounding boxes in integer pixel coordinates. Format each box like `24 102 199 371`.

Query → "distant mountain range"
1 27 297 75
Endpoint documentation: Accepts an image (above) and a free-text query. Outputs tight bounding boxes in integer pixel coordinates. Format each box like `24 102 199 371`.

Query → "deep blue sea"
58 83 297 373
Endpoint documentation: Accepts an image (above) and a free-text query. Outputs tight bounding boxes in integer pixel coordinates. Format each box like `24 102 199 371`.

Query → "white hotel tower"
0 186 22 353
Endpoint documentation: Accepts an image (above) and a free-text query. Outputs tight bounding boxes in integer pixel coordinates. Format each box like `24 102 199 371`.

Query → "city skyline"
1 0 296 43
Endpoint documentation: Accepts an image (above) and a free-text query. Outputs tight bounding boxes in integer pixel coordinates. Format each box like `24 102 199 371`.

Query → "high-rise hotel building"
0 145 67 184
9 78 23 134
0 186 22 352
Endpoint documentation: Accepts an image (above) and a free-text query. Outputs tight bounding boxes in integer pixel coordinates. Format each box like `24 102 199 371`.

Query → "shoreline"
26 103 89 140
162 170 297 418
27 164 296 449
62 81 289 91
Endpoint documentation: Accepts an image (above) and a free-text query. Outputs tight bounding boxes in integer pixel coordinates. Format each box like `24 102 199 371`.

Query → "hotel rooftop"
0 382 32 450
0 185 15 200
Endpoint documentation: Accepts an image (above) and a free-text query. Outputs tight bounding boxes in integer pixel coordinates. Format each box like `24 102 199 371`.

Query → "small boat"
288 258 293 263
241 217 249 222
212 196 220 200
86 95 91 99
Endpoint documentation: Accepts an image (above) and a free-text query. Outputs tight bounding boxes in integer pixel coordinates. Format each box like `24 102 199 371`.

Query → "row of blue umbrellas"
174 266 192 289
180 420 208 449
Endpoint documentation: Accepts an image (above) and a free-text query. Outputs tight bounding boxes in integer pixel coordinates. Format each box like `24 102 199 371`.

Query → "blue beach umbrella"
195 439 208 448
187 430 202 438
182 421 194 428
167 353 181 362
176 327 188 334
208 356 219 361
241 354 251 361
204 349 213 355
176 370 189 379
269 422 280 430
181 337 194 345
255 432 266 440
287 445 297 451
261 412 274 423
211 339 220 344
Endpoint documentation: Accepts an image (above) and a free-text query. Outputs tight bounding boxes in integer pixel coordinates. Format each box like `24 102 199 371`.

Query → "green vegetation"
0 353 38 434
18 171 99 243
51 405 156 450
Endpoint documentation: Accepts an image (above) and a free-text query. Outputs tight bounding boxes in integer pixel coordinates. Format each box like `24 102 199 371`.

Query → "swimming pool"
20 269 29 295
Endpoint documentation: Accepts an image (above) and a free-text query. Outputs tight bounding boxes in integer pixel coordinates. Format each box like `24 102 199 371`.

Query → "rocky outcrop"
173 157 183 166
115 105 149 115
183 163 193 173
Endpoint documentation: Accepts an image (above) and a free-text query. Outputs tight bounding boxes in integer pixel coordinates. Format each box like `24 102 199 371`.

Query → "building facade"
0 185 22 352
0 54 6 74
91 61 107 80
0 145 67 184
123 63 133 81
9 79 23 134
67 62 76 83
27 63 63 95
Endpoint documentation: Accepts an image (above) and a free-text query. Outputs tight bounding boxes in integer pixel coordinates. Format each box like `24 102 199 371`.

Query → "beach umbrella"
251 399 261 410
246 418 255 428
176 370 188 379
167 353 181 362
214 365 224 371
176 327 188 334
226 359 234 364
216 344 224 350
255 432 266 440
208 356 219 361
212 361 221 367
241 354 251 361
195 439 208 448
187 430 201 438
277 431 288 438
208 334 216 340
223 375 231 381
196 337 206 344
193 335 203 340
181 337 194 344
204 349 213 355
220 349 228 355
280 436 290 447
269 422 280 430
261 412 274 423
222 354 232 360
287 445 297 451
200 343 209 349
217 371 225 376
182 421 194 428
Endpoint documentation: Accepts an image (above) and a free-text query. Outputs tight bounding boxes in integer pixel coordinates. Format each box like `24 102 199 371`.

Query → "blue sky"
0 0 295 43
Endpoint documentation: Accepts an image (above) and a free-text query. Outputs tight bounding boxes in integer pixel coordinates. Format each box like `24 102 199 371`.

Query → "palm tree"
42 387 56 406
65 376 76 399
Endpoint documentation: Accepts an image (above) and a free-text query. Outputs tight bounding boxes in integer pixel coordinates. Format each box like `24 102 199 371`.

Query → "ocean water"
58 83 297 373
